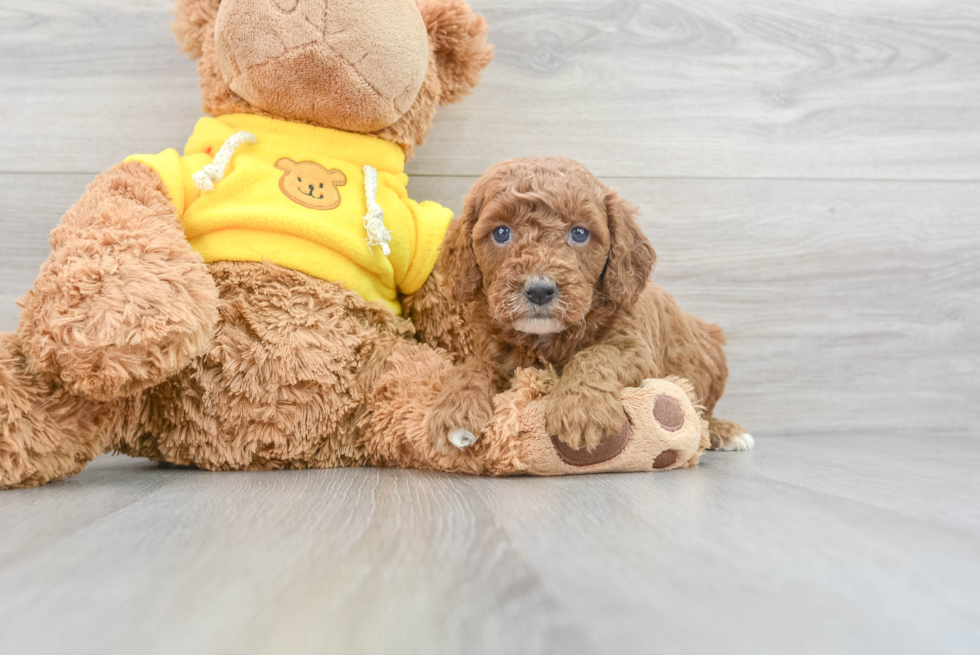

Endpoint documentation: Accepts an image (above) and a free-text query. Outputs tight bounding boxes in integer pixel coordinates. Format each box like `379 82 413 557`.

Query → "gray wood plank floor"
1 439 978 655
1 1 978 653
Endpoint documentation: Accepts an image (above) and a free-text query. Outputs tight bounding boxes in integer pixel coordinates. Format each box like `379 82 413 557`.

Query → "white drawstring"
193 131 256 191
362 165 391 256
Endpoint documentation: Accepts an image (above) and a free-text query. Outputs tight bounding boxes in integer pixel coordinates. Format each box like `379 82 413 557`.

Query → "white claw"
716 433 755 452
448 428 477 450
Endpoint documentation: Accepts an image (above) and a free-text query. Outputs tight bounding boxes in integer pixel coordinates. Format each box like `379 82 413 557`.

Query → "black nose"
308 184 315 192
524 279 558 306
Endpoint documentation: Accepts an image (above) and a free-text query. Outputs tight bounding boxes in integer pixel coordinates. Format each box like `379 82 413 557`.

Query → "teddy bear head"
172 0 493 154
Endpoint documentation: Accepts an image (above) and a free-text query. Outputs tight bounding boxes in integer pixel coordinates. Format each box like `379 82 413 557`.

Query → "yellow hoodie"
128 114 453 314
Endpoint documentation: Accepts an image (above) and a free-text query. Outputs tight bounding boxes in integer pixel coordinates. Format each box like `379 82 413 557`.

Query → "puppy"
428 157 751 453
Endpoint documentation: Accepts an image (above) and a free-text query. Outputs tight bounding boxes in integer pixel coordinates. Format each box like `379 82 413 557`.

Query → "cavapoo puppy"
428 157 751 453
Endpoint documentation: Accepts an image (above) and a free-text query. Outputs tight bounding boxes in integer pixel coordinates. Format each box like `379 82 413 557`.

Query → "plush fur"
428 157 748 451
0 0 500 488
16 161 220 402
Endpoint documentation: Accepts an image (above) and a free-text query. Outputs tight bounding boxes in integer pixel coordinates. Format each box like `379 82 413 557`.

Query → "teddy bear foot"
517 376 708 476
0 333 121 489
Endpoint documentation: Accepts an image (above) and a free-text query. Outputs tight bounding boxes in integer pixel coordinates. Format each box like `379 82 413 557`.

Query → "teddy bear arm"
16 160 219 401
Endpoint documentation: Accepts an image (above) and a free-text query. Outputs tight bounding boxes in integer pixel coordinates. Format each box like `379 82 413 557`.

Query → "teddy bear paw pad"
549 419 631 467
652 394 685 431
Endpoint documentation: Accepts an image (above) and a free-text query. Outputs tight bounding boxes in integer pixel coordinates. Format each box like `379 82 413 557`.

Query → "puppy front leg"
547 344 640 451
426 358 502 453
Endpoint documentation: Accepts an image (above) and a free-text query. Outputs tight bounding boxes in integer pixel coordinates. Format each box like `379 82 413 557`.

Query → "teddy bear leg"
361 347 709 477
514 376 709 476
16 160 219 402
358 340 526 475
0 333 134 488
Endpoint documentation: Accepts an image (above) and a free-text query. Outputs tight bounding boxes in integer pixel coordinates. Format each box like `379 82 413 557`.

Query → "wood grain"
0 1 978 178
0 439 977 655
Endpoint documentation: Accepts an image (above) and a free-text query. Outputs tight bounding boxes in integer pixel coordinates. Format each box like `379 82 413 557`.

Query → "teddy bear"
0 0 708 489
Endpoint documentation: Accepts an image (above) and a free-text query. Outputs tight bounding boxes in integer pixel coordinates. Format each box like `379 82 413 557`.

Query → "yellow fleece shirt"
127 114 453 314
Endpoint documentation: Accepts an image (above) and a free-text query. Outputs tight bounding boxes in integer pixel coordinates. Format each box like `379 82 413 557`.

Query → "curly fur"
430 157 746 450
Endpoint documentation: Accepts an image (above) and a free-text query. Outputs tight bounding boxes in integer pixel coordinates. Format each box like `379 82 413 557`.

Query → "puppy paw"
426 393 494 453
713 432 755 451
545 386 628 451
707 418 754 451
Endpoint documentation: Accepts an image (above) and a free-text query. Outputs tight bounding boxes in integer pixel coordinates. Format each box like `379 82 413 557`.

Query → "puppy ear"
172 0 222 59
600 187 656 309
274 158 296 173
438 190 485 304
417 0 494 106
328 170 348 185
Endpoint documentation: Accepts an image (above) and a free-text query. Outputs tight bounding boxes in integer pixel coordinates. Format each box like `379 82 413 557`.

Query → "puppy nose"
523 278 558 306
308 184 315 192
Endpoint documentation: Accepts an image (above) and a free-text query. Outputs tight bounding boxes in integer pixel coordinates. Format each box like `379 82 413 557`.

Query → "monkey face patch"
275 158 347 210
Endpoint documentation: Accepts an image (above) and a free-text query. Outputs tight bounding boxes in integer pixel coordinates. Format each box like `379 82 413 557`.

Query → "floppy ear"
172 0 222 59
417 0 494 106
600 187 657 309
328 170 348 186
438 189 485 304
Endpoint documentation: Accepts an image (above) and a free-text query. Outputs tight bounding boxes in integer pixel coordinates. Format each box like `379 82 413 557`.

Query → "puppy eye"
298 177 302 182
319 183 324 189
491 226 512 245
568 227 590 245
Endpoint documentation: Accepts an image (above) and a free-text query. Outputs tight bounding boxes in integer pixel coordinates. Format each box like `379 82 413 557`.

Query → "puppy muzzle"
523 276 559 306
512 275 565 334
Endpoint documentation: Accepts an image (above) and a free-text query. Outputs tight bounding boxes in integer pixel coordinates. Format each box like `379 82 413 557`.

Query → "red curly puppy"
428 157 751 454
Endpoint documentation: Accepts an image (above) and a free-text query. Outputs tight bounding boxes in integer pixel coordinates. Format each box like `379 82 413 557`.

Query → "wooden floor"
0 439 978 654
1 1 978 652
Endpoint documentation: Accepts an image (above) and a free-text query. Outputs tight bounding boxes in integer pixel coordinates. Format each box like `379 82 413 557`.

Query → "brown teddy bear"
0 0 707 488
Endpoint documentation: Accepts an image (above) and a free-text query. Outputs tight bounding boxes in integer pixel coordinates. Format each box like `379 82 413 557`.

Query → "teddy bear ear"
275 158 296 172
172 0 222 59
417 0 494 106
